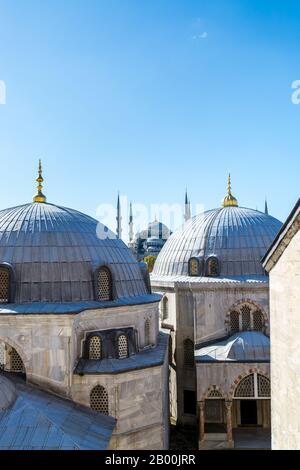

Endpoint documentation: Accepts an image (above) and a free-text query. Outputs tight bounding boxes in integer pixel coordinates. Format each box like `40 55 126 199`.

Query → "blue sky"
0 0 299 231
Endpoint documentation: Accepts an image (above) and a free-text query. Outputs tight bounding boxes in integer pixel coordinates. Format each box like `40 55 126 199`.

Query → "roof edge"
262 198 300 272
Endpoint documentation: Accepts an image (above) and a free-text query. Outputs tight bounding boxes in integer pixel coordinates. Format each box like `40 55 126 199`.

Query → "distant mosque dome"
0 162 149 303
153 176 282 278
136 220 171 242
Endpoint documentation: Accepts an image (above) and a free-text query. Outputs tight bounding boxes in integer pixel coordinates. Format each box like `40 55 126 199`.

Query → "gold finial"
222 173 238 207
33 159 47 203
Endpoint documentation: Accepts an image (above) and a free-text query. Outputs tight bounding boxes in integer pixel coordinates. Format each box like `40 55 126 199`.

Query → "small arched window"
117 334 128 359
145 319 151 347
230 311 240 333
228 303 266 334
206 257 219 277
90 385 109 415
241 305 251 330
89 336 102 360
189 258 199 277
97 267 113 301
10 348 24 373
162 297 169 320
253 311 264 331
0 266 10 303
183 339 194 368
207 389 223 399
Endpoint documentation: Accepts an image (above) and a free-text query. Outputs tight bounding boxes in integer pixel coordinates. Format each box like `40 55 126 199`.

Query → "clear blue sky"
0 0 299 229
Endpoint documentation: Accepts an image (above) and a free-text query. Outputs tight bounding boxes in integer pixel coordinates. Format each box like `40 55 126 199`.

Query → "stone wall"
269 228 300 449
0 314 73 396
72 360 169 450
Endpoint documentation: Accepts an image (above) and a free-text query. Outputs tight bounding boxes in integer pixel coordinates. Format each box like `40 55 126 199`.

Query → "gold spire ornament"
33 160 47 203
222 173 238 207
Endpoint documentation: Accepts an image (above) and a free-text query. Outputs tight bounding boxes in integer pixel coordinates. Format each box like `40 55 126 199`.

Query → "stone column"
198 401 205 448
225 400 234 448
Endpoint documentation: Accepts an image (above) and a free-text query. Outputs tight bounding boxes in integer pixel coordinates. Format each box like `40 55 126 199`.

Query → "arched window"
234 373 270 399
189 258 199 276
235 374 255 398
183 339 194 368
206 257 219 277
228 303 266 333
117 334 128 359
10 348 24 373
89 336 102 360
253 311 264 331
230 311 240 333
97 267 113 301
90 385 109 415
162 297 169 320
257 374 271 397
145 319 151 347
207 389 223 399
241 305 251 330
0 266 10 303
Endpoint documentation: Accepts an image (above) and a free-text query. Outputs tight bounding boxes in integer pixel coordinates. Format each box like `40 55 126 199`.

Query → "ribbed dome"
153 206 282 277
0 202 148 303
0 375 16 410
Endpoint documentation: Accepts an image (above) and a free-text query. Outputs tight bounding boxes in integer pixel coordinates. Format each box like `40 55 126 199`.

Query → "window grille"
207 257 219 277
90 385 109 415
97 267 112 301
89 336 102 360
0 267 9 303
207 389 223 398
205 400 223 422
183 339 194 368
258 374 271 397
145 319 151 346
228 304 265 333
241 305 251 330
117 334 128 359
11 348 24 372
230 311 240 333
189 258 199 276
253 311 264 331
234 374 255 398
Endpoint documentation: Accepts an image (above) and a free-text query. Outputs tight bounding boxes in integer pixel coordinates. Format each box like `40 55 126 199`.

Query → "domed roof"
136 220 171 241
153 206 282 277
195 331 270 362
0 375 16 410
0 202 148 303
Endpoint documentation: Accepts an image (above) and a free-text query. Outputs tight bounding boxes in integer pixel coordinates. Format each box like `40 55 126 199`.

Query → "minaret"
265 199 269 215
116 193 122 239
33 159 47 203
184 189 191 222
129 202 134 243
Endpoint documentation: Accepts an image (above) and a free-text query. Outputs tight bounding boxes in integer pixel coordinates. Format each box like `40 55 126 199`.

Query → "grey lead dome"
153 206 282 277
0 202 148 303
